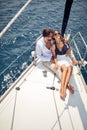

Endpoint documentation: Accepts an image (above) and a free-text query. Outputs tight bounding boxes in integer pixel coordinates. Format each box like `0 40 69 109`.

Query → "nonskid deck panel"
0 60 87 130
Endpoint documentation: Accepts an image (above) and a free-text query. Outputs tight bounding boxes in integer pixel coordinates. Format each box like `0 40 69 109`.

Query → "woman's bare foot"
67 84 74 94
63 91 67 97
60 89 65 101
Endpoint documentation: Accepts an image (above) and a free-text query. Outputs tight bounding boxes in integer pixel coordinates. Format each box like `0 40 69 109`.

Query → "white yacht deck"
0 59 87 130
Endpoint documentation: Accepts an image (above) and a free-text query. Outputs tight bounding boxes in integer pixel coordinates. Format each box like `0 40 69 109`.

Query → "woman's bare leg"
60 65 67 100
63 66 72 95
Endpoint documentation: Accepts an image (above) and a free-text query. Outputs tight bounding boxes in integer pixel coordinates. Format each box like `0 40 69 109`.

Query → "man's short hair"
42 28 54 37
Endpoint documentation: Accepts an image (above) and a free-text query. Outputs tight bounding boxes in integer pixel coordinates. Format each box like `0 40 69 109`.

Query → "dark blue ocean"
0 0 87 95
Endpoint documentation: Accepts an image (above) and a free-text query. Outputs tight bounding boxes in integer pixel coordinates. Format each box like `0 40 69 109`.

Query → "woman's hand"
66 47 71 56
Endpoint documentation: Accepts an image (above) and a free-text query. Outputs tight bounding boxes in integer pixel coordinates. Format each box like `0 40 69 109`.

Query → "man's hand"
50 57 55 63
53 63 59 70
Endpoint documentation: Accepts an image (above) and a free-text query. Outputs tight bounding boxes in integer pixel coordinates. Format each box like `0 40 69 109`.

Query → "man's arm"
36 43 51 61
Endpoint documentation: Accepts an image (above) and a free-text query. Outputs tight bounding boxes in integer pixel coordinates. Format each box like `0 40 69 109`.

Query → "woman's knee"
61 65 68 72
67 66 72 73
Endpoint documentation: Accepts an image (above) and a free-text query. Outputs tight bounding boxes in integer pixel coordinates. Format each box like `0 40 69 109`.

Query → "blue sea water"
0 0 87 95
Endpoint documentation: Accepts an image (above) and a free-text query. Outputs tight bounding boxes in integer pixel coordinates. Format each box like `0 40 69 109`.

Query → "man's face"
46 33 53 41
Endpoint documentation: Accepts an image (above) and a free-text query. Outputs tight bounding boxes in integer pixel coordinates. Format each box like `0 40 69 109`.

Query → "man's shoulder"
37 37 44 44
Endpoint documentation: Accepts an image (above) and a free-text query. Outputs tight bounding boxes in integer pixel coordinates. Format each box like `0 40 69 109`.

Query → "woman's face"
53 31 60 39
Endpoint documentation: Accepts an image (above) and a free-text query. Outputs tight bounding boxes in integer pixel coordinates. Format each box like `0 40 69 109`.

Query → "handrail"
70 32 87 47
70 32 87 71
0 0 32 38
71 39 83 60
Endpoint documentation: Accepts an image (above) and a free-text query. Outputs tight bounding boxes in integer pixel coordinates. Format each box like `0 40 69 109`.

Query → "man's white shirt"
36 37 52 61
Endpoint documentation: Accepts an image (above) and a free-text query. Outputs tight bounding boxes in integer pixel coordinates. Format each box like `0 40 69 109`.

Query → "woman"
52 30 74 100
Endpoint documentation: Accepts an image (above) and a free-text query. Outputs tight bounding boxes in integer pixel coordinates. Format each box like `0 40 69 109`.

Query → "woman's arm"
51 44 59 69
66 47 72 56
64 38 72 56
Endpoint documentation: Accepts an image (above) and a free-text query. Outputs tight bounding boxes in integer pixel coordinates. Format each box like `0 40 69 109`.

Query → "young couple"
36 28 79 100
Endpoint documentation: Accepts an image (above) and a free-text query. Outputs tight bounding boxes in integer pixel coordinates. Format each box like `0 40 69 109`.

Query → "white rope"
0 0 32 38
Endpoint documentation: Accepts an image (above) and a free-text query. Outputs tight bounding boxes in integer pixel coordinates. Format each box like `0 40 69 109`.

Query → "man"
36 28 74 100
36 28 60 77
